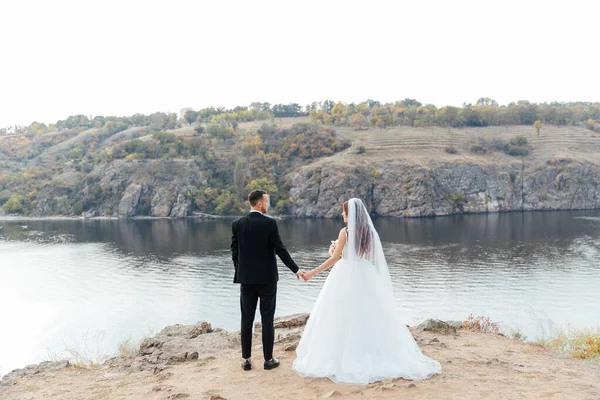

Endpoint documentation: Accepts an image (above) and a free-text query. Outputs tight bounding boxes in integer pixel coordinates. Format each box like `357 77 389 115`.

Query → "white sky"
0 0 598 128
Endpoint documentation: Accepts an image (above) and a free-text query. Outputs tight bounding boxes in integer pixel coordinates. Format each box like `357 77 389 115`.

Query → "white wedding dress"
293 199 442 385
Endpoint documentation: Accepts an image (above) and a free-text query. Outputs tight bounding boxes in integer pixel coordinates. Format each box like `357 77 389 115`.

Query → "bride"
293 198 442 385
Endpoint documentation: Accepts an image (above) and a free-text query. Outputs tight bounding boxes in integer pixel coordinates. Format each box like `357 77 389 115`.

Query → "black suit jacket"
231 212 299 284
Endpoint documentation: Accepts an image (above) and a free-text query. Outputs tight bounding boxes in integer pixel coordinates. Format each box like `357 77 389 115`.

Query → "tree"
207 124 235 142
153 132 177 145
3 194 24 214
350 113 365 130
26 121 48 136
356 103 369 116
364 99 380 110
245 177 278 196
104 121 129 135
56 114 90 130
272 103 302 118
234 160 245 200
476 97 499 107
534 120 543 136
321 100 335 114
331 102 347 125
401 98 422 107
184 110 198 125
436 106 463 127
214 191 245 215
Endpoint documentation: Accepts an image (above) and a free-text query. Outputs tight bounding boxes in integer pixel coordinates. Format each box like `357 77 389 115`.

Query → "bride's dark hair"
343 200 372 258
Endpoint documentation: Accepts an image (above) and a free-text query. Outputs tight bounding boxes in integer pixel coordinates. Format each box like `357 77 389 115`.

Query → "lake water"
1 211 600 377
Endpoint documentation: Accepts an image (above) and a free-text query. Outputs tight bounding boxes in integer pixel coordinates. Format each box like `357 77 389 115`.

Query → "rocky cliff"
18 156 600 219
288 157 600 217
31 159 208 218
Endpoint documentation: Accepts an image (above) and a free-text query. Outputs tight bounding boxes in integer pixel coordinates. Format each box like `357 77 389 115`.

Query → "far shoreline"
1 207 600 223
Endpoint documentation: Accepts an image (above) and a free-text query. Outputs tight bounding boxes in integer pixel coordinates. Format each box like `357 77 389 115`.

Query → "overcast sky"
1 0 598 128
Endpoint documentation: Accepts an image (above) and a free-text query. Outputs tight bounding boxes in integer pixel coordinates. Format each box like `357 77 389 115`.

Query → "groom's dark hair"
248 190 267 206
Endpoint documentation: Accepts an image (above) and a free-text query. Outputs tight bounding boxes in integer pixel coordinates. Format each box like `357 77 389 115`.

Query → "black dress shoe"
241 360 252 371
264 358 280 370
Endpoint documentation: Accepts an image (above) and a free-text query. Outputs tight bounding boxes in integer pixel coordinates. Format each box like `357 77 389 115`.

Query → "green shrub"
214 191 245 215
2 194 24 214
69 147 85 159
469 143 487 154
505 144 528 156
511 136 528 146
73 202 84 215
355 145 366 154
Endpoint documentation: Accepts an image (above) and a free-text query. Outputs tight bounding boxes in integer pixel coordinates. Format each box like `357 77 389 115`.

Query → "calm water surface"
1 211 600 376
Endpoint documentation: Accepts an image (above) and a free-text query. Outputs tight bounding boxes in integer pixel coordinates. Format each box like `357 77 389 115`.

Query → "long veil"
345 198 392 282
345 198 409 325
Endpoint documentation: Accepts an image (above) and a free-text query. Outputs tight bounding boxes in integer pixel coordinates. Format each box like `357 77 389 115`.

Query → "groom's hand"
296 270 306 280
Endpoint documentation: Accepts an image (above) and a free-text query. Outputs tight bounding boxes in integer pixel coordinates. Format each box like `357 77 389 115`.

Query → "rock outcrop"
288 158 600 217
30 159 208 218
0 361 70 387
416 319 463 335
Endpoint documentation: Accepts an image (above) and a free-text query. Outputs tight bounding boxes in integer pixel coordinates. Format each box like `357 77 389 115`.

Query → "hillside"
319 125 600 164
289 124 600 217
2 113 600 218
0 119 347 217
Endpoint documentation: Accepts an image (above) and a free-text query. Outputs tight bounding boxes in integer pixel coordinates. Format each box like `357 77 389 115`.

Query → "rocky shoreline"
0 213 227 222
1 314 598 399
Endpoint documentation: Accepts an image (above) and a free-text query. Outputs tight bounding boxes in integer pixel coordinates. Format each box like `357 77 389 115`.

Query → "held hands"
301 236 336 282
295 269 316 281
302 270 316 282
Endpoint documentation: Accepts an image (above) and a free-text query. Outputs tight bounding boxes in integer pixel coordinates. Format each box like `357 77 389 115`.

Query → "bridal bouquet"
328 239 338 256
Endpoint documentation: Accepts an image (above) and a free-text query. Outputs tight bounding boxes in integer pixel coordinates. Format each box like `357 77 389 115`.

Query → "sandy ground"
2 328 599 400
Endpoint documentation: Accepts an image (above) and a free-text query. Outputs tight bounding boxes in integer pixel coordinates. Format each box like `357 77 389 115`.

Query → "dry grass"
41 331 149 368
117 337 142 358
463 314 501 334
311 123 600 166
574 336 600 359
509 327 527 341
237 116 311 131
35 129 100 161
463 315 600 362
536 323 600 360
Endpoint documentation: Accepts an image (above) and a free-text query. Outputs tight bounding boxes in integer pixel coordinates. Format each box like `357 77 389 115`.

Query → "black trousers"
240 282 277 360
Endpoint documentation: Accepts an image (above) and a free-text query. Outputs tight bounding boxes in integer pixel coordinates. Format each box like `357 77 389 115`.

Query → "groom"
231 189 304 371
